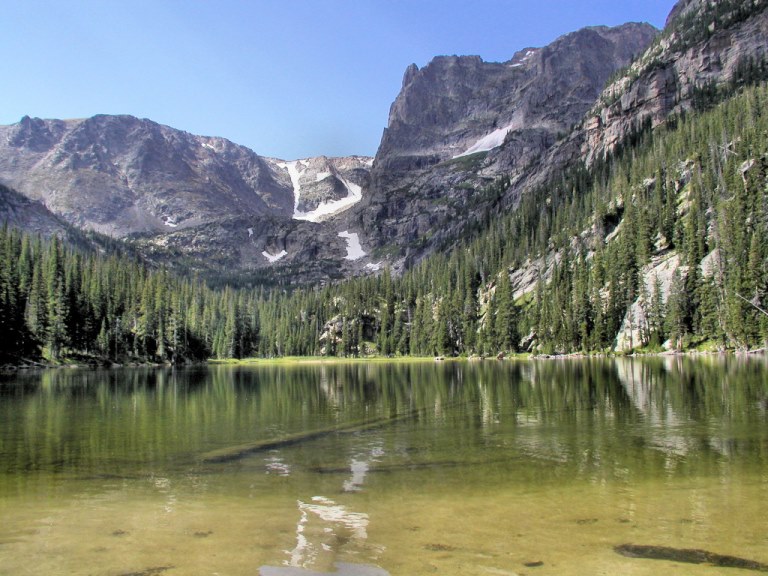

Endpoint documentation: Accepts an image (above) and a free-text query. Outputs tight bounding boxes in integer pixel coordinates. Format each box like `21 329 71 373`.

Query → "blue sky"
1 0 674 160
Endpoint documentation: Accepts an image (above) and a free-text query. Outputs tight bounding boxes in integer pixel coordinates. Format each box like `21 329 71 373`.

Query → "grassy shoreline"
3 348 765 372
206 355 445 366
206 348 767 366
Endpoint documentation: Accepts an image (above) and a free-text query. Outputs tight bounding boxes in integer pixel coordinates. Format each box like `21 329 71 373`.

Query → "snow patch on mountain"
509 49 538 68
338 231 365 260
277 160 303 213
454 119 521 158
294 176 362 223
277 160 364 223
262 249 288 263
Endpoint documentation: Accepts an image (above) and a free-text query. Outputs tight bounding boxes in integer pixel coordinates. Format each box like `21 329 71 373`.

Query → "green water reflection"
0 357 767 575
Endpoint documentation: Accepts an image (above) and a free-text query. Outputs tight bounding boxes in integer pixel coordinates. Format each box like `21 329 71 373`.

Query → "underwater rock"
615 544 768 571
424 543 457 552
118 567 174 576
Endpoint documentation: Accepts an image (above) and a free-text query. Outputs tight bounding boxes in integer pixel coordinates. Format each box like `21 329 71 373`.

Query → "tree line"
2 81 768 364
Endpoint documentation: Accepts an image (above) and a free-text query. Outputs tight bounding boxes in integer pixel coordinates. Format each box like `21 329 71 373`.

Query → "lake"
1 357 767 575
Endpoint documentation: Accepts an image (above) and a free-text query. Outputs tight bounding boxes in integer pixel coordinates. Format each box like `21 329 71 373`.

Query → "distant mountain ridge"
0 7 734 285
0 114 373 280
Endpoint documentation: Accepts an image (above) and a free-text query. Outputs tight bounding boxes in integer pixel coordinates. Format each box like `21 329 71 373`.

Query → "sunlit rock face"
0 115 294 236
584 0 768 163
354 23 658 266
375 24 657 172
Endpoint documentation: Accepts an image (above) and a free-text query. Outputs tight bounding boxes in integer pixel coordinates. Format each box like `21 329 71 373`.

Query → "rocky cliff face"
353 23 658 266
376 24 657 172
584 0 768 162
0 183 68 237
0 115 374 281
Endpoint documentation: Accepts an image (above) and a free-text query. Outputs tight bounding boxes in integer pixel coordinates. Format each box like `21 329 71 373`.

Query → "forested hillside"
261 79 768 358
2 78 767 364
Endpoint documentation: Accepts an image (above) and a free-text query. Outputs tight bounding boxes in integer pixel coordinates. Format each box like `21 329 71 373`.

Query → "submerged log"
200 409 423 464
615 544 768 572
308 456 516 475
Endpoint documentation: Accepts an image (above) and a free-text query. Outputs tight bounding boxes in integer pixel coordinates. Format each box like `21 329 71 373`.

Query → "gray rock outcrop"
584 0 768 163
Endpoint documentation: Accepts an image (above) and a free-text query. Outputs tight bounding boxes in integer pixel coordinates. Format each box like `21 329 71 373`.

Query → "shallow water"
1 357 767 575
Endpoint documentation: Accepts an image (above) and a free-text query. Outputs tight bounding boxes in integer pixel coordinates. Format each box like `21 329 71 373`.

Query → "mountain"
0 182 68 237
375 24 656 170
0 114 373 281
0 22 657 281
470 0 768 353
352 23 658 266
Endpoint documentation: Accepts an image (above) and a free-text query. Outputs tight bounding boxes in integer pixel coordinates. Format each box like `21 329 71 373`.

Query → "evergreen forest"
2 80 768 364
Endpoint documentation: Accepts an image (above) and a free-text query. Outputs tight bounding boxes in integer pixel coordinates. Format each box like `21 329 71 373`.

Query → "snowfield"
454 120 520 158
338 231 366 260
262 249 288 263
277 160 363 223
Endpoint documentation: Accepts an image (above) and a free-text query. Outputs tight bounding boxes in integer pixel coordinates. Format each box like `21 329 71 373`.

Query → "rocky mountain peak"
401 63 420 89
356 22 657 268
0 114 377 282
8 115 69 152
373 22 657 177
665 0 701 28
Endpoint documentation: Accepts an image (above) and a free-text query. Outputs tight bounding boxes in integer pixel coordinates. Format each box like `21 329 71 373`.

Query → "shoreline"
2 347 765 372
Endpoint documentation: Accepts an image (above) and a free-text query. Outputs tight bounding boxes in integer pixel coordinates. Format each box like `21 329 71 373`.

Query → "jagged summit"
355 22 658 265
374 22 657 174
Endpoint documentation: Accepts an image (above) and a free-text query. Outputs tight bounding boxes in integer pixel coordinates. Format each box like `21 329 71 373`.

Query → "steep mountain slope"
0 115 290 235
351 23 658 266
489 0 768 352
0 183 69 237
0 114 374 280
584 0 768 162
